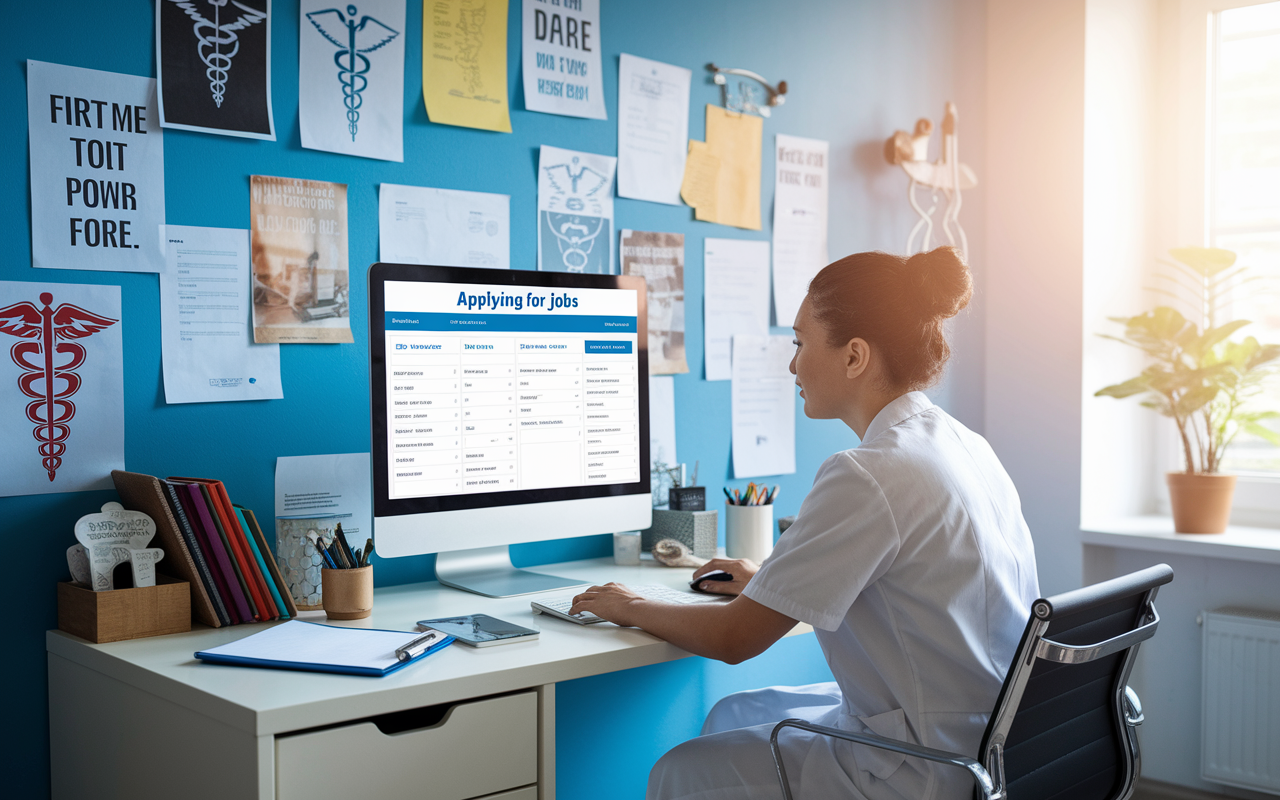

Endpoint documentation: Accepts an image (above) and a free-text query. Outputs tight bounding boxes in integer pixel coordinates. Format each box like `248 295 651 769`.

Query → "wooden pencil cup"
321 567 373 620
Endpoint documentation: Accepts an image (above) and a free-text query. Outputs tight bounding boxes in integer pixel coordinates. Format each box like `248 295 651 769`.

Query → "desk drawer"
276 691 537 800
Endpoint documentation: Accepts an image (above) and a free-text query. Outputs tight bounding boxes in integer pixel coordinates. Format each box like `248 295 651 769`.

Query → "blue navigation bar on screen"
386 312 637 333
584 340 633 354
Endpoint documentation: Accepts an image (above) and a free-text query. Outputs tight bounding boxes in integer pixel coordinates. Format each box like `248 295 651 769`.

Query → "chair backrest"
977 564 1174 800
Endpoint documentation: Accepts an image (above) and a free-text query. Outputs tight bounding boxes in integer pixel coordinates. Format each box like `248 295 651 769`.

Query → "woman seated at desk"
569 247 1039 800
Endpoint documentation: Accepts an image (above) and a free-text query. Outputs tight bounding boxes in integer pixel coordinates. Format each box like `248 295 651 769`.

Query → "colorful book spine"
161 480 231 627
195 483 263 621
235 507 290 620
239 506 300 618
179 482 252 624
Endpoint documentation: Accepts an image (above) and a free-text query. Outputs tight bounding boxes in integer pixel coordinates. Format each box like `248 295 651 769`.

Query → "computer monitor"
368 263 652 597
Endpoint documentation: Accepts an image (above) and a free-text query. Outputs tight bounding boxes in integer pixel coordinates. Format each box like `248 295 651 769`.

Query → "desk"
47 556 812 800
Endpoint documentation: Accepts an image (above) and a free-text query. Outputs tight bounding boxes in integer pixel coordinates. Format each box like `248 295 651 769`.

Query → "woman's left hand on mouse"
569 582 646 626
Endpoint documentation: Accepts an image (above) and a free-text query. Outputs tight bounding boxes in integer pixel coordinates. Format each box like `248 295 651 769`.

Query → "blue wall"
2 1 967 796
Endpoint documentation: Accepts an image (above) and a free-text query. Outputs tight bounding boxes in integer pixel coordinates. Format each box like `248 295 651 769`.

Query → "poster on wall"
299 0 405 161
249 175 353 344
160 225 283 403
422 0 512 133
27 61 166 274
156 0 276 140
620 230 687 374
537 145 615 274
0 281 123 497
617 54 690 205
521 0 605 120
772 134 829 327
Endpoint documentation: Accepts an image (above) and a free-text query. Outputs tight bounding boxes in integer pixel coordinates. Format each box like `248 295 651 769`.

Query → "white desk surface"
47 556 812 738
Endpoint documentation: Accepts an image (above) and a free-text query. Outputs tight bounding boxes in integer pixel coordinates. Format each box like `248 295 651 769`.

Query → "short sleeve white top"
742 392 1039 771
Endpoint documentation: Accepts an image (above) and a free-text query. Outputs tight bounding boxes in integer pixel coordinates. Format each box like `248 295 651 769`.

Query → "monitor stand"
435 546 589 598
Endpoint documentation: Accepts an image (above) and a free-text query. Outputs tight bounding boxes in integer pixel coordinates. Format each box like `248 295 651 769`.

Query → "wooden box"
57 575 191 643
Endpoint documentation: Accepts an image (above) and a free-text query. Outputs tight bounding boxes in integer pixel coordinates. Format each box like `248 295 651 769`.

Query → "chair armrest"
769 718 1003 800
1124 686 1143 726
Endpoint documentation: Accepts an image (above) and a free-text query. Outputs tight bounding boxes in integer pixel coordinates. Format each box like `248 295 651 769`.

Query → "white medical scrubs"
647 392 1039 800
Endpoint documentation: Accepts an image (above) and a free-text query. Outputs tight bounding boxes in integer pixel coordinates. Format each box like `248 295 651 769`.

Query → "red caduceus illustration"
0 292 117 482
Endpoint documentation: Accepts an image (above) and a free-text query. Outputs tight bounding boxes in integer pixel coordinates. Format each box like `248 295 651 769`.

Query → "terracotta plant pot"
1166 473 1237 534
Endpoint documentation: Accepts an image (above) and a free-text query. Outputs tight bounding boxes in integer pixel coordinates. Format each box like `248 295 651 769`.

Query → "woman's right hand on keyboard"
691 559 758 596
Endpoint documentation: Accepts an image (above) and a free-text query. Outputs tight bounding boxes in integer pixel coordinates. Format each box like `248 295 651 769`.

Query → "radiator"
1201 608 1280 795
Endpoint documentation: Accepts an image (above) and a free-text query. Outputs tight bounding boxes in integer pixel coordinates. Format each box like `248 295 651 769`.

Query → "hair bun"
906 246 972 320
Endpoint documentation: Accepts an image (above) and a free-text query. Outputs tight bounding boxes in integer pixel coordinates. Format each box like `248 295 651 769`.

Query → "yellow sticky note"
704 106 763 230
680 140 721 222
421 0 512 133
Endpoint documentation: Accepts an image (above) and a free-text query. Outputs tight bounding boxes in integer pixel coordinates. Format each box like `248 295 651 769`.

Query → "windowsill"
1081 516 1280 565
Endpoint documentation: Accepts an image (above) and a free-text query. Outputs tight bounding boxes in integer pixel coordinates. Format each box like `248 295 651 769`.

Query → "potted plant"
1096 247 1280 533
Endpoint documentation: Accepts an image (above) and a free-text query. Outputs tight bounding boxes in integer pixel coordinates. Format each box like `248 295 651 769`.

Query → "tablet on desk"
418 614 540 647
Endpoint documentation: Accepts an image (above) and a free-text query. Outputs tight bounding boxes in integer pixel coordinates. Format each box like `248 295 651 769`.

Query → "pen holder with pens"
321 566 373 620
725 502 774 563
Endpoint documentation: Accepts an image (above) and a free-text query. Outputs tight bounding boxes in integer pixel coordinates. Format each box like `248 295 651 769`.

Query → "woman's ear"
845 338 872 379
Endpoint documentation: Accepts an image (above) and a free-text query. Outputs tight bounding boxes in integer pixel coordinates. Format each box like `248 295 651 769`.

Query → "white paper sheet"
648 374 677 470
617 54 690 205
27 61 165 273
197 620 421 671
299 0 405 161
772 134 830 327
731 334 796 479
0 281 123 496
275 453 373 543
378 184 510 268
703 238 770 381
538 145 616 274
160 226 282 404
521 0 605 119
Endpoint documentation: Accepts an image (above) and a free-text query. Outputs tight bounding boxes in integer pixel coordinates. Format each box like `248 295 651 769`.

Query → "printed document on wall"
422 0 512 132
250 175 353 344
731 334 795 479
0 281 123 497
27 61 165 274
772 135 829 327
680 106 762 230
648 374 677 472
703 238 769 381
617 54 690 205
160 225 283 404
275 452 373 544
521 0 605 119
538 145 616 274
379 184 510 268
299 0 405 161
156 0 275 139
621 230 687 374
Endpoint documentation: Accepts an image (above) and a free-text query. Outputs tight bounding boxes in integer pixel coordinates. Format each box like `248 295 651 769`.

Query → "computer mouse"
690 570 734 593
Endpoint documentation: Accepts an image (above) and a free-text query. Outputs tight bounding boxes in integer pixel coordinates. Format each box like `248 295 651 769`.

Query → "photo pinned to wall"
0 281 123 497
620 230 687 374
300 0 405 161
156 0 276 140
521 0 605 120
422 0 512 133
250 175 353 343
27 61 166 273
537 145 615 274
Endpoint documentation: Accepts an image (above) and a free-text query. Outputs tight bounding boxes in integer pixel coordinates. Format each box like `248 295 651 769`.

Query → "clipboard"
195 620 455 677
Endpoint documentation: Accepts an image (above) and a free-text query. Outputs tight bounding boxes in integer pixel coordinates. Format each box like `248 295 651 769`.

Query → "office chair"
770 563 1174 800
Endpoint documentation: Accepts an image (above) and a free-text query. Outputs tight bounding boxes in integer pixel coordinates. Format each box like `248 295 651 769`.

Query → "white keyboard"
531 584 730 625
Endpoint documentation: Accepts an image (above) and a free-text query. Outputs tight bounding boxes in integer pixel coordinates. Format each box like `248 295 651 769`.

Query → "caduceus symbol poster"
156 0 276 140
537 145 616 275
0 282 124 498
299 0 405 161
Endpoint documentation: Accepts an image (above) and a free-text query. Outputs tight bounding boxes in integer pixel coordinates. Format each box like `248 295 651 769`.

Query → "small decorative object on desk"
652 539 708 568
613 531 642 566
642 509 718 559
59 501 190 643
276 515 343 610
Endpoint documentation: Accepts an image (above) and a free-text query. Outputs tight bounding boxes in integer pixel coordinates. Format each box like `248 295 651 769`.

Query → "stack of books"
111 470 298 627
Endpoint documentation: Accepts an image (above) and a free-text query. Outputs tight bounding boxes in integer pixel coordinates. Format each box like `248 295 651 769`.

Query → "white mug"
724 503 774 563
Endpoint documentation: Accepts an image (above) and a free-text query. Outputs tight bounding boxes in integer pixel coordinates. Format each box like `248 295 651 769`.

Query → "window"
1208 1 1280 476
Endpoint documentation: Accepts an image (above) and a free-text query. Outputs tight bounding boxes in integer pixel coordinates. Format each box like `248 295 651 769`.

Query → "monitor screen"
369 264 650 532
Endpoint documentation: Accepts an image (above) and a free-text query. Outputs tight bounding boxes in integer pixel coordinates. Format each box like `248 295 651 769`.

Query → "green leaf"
1095 375 1151 399
1241 421 1280 447
1169 247 1237 278
1196 319 1251 355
